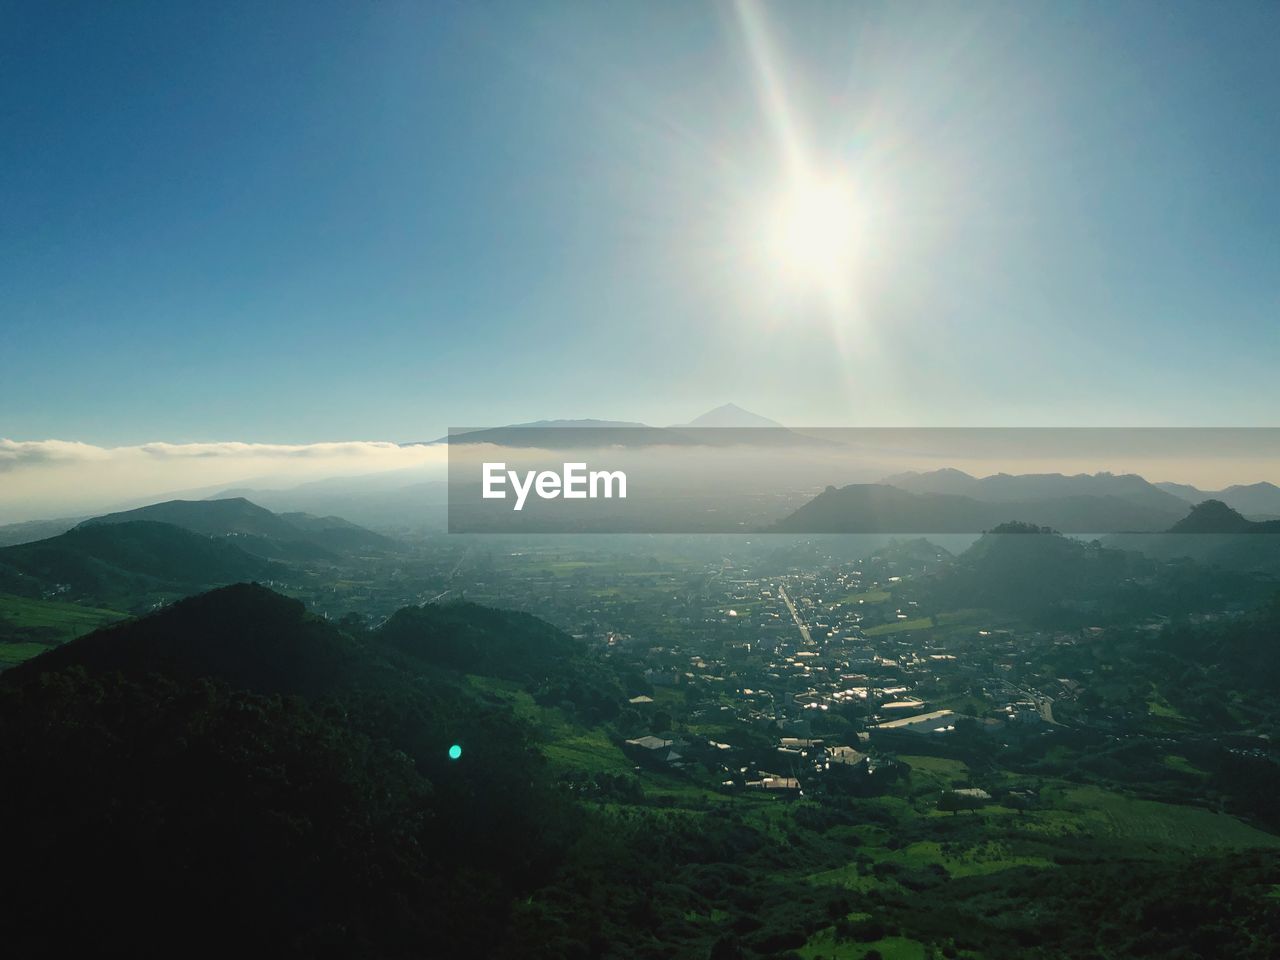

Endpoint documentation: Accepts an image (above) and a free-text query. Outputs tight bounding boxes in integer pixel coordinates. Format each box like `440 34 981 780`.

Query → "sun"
762 170 859 296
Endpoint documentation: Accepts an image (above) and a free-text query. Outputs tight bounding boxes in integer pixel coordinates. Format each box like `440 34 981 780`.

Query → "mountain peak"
681 403 783 428
1168 499 1254 534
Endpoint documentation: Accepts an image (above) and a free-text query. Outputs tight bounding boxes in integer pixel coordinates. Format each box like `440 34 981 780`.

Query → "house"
872 709 958 735
624 735 673 751
827 745 866 766
746 775 801 793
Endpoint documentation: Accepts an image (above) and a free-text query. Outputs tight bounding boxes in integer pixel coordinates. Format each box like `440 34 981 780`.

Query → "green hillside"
0 593 127 665
81 496 397 560
0 520 282 607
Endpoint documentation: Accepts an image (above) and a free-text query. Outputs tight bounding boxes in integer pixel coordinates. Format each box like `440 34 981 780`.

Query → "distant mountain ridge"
1156 480 1280 518
881 468 1190 515
422 404 823 448
774 482 1188 534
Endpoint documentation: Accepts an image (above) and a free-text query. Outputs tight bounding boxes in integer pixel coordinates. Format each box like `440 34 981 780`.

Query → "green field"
1146 685 1187 722
0 594 127 663
1162 754 1208 776
840 589 891 605
899 754 970 784
466 674 638 777
864 616 934 636
0 642 53 665
811 834 1055 894
863 610 982 638
543 728 636 776
1053 785 1280 852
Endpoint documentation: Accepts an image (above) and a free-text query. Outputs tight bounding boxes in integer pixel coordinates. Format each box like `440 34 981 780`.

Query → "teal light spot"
448 744 463 760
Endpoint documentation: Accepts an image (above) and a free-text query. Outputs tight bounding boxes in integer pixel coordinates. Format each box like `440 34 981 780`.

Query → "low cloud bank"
0 439 447 523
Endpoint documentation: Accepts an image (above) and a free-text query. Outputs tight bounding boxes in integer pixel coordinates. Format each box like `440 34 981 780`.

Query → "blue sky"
3 0 1278 444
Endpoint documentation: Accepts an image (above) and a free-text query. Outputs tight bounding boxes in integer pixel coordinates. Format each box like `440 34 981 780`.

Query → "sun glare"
762 170 859 296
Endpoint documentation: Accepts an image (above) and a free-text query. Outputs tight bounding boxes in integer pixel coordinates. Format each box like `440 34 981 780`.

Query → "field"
899 754 970 786
0 594 127 663
1049 784 1280 852
862 610 985 638
840 589 891 605
0 642 53 665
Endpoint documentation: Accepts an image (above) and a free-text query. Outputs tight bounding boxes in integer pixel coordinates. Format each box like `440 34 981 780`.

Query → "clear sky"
3 0 1278 445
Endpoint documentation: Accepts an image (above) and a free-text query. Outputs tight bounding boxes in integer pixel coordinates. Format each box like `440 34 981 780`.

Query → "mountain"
80 497 396 560
411 418 656 447
1167 500 1280 535
1104 501 1280 573
0 515 83 547
427 407 822 448
879 467 983 497
1155 480 1205 502
1218 482 1280 518
0 583 578 957
4 582 355 695
1156 480 1280 518
928 523 1145 617
377 600 582 683
882 469 1189 516
213 477 448 534
773 483 1187 534
0 520 280 605
677 403 785 429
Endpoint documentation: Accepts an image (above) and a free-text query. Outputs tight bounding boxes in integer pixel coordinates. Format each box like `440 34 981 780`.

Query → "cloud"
0 438 448 523
0 439 114 471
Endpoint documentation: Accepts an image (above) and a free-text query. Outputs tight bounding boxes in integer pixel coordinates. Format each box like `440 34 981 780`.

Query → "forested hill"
0 582 603 958
8 581 618 706
81 496 396 560
1168 499 1280 534
920 523 1272 623
0 520 281 605
4 582 360 696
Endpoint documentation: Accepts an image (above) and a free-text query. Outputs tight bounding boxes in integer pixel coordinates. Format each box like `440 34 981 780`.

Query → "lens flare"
765 171 858 294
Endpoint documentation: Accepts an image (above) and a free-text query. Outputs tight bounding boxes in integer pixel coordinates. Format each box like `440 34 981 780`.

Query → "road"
778 584 813 645
1015 685 1058 725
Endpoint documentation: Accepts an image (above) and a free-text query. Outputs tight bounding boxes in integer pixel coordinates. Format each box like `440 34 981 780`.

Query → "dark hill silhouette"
9 582 609 707
377 601 579 679
0 520 279 603
1104 501 1280 574
1168 500 1280 534
926 524 1144 618
376 601 624 720
5 582 355 696
0 583 577 957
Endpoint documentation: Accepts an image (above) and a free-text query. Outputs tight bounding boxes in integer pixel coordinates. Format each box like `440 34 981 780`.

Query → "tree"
709 934 745 960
